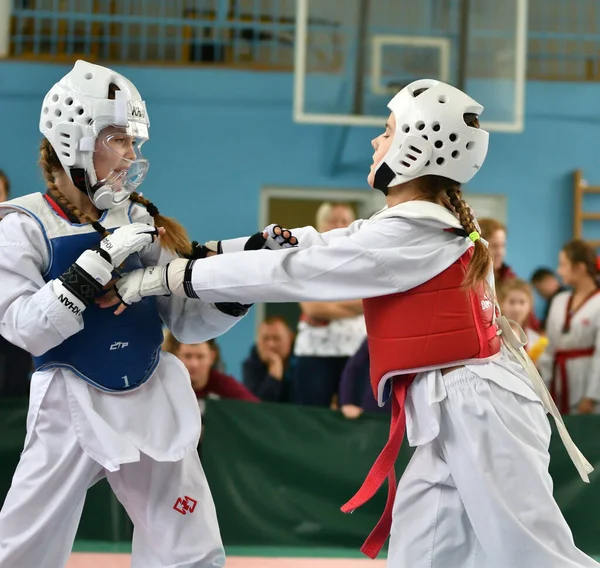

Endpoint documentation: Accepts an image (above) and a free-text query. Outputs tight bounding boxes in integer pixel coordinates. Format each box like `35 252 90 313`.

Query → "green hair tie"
469 231 481 243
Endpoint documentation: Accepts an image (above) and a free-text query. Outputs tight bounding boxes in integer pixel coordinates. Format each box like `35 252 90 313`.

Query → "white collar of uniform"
370 200 463 230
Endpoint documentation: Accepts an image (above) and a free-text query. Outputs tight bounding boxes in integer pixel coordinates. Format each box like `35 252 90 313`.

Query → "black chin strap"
373 162 396 195
69 168 91 197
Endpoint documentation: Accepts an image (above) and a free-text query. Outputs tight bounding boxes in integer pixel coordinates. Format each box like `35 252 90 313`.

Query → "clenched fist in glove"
98 222 161 267
97 224 298 316
185 224 299 316
244 224 298 251
52 222 162 318
209 224 299 255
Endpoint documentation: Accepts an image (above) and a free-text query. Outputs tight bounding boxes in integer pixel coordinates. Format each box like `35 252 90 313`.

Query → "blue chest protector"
1 194 165 392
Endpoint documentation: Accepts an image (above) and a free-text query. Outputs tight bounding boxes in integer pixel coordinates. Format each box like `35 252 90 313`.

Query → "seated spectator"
163 332 258 404
293 202 366 407
242 316 295 402
530 267 566 330
0 169 9 203
339 339 390 419
479 217 540 331
497 279 548 365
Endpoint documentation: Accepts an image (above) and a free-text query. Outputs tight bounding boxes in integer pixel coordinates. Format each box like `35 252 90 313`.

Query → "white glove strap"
140 265 170 297
166 258 189 298
264 236 283 250
52 279 86 317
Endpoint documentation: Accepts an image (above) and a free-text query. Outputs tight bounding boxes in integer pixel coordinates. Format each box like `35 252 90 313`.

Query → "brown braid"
445 111 491 286
445 183 492 287
410 106 490 288
39 138 109 238
129 192 193 256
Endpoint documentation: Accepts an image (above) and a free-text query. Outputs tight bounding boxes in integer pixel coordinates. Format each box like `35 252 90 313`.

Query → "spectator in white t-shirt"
292 202 366 407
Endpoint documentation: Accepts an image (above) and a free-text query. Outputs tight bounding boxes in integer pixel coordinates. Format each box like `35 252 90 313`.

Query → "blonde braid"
446 183 492 287
445 184 478 233
39 139 109 238
129 191 193 256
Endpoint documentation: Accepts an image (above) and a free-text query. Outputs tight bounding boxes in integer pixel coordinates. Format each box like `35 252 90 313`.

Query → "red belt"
340 375 415 559
552 348 594 414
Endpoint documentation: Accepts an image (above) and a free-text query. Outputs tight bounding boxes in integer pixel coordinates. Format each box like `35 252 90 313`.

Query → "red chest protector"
341 247 501 559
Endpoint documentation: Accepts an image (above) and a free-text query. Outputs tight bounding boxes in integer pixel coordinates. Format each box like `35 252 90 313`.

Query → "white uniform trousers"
0 373 224 568
388 368 599 568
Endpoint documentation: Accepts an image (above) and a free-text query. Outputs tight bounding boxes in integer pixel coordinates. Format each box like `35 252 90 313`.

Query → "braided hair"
416 112 492 288
39 138 109 237
445 183 491 287
128 192 192 256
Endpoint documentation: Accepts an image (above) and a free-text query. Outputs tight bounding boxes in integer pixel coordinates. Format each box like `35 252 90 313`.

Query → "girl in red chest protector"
105 79 597 568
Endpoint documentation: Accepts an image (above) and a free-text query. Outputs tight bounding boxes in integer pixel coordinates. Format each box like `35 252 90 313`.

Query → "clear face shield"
88 104 150 210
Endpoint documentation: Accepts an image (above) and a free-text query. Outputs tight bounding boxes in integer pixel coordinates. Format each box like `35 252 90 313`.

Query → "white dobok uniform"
539 290 600 414
183 201 597 568
0 193 239 568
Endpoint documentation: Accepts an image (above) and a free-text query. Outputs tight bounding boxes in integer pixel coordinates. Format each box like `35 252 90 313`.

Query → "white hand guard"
99 222 160 267
112 260 250 318
262 224 298 249
52 249 114 317
115 265 170 306
217 225 299 254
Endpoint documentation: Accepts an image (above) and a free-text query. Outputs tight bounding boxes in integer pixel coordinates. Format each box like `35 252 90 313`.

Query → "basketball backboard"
293 0 528 132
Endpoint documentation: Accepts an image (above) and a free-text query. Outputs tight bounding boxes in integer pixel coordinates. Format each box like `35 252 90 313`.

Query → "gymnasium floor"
67 543 387 567
66 542 600 567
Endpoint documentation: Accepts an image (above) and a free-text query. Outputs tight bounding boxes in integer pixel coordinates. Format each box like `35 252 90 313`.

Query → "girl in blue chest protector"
0 60 259 568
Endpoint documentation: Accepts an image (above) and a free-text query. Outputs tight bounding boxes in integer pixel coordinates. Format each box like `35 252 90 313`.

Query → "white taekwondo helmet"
39 60 150 210
373 78 489 193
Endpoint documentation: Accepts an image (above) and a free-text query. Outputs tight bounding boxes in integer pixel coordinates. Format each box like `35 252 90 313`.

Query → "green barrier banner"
0 399 599 553
201 400 600 553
